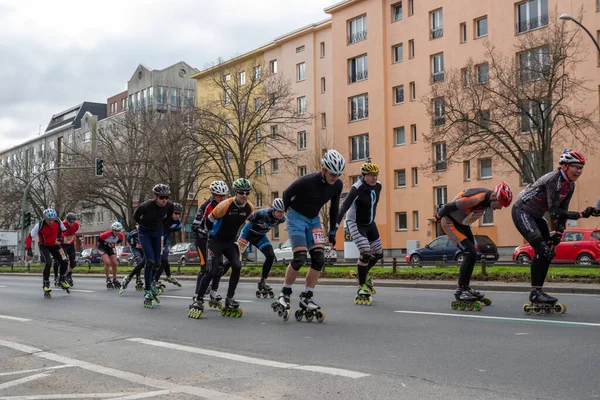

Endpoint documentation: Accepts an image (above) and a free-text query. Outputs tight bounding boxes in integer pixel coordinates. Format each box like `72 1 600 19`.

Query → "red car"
513 229 600 265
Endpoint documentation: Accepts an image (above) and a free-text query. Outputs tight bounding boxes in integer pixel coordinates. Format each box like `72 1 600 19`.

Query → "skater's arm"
329 186 342 234
436 202 458 218
548 184 580 221
336 186 358 228
282 178 304 211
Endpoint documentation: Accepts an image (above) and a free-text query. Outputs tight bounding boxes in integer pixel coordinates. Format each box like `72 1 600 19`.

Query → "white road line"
127 338 369 379
0 365 73 377
394 310 600 327
0 339 247 400
69 289 94 293
0 373 49 390
160 295 254 303
0 393 128 399
0 314 31 322
108 391 171 400
0 285 7 288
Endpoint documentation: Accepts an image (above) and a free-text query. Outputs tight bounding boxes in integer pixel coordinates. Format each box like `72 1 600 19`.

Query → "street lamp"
559 13 600 54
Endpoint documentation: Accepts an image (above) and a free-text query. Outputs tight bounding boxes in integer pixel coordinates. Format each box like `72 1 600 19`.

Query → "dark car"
0 246 14 267
406 234 499 263
167 242 199 266
77 248 102 266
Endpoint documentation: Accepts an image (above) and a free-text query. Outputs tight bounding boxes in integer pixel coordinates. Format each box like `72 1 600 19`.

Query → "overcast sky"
0 0 333 150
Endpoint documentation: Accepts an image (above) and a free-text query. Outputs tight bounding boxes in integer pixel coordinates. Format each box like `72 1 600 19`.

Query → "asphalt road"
0 275 599 400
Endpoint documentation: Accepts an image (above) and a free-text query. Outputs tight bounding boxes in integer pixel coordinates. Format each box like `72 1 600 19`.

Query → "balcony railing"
432 72 445 83
516 14 548 34
348 30 367 44
431 27 443 39
348 70 368 83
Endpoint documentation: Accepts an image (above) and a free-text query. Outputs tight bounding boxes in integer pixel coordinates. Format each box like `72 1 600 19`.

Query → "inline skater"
98 222 124 289
133 183 175 308
188 178 254 319
25 208 70 298
272 150 345 322
436 182 513 311
155 202 183 288
120 227 144 294
52 212 79 287
512 149 594 314
336 161 382 306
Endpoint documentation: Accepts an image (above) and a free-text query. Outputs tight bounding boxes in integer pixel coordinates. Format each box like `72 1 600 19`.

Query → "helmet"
494 181 513 208
209 180 229 196
43 209 57 219
111 221 123 231
173 202 183 213
152 184 170 196
272 198 285 212
361 161 379 175
232 178 252 193
559 149 585 165
321 149 346 176
66 212 77 223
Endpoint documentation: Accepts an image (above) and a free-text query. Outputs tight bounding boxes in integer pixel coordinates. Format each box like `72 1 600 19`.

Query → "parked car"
167 242 200 266
273 239 338 265
513 229 600 265
77 248 102 266
0 246 14 267
116 246 133 266
406 234 499 263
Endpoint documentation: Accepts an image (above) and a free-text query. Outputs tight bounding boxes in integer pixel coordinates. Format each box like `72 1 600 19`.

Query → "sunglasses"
237 191 250 196
328 172 341 178
158 195 170 200
174 212 182 216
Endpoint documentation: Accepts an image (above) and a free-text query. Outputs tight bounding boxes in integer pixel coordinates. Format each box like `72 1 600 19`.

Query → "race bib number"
57 248 66 261
312 227 326 244
461 209 485 226
237 237 249 253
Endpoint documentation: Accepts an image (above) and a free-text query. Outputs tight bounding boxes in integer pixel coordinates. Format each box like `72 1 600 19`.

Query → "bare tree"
423 10 599 183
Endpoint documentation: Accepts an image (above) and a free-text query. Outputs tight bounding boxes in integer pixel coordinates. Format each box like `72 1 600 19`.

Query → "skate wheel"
316 310 326 323
306 312 314 323
255 291 261 298
353 296 359 304
366 297 372 306
473 301 482 312
269 291 274 298
294 309 303 321
523 302 532 315
459 302 466 311
220 309 226 316
451 301 459 310
466 302 474 311
44 292 52 299
533 306 543 315
349 270 357 280
368 288 376 295
217 301 222 309
555 302 567 314
236 309 243 318
262 292 268 298
482 297 492 306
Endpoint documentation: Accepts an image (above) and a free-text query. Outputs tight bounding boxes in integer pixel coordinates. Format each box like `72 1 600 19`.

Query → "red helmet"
559 149 585 165
494 181 512 207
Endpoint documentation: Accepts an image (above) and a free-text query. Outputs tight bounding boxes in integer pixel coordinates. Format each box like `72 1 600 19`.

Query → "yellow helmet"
361 162 379 175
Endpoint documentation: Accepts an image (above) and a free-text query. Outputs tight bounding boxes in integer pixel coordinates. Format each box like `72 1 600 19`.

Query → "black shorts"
98 243 115 257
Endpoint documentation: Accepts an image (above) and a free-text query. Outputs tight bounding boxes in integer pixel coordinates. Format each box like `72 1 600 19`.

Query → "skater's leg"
195 266 206 294
260 245 275 281
100 254 111 280
164 259 172 277
530 238 553 287
305 246 325 290
138 227 158 291
52 259 59 280
441 219 474 288
283 248 306 286
221 259 231 277
223 245 242 299
365 235 383 273
155 258 166 281
39 245 53 282
109 254 118 280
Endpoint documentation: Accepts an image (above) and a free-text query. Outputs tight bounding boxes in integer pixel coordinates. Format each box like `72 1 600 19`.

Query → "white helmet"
209 181 229 196
272 198 285 212
321 149 346 176
111 221 123 231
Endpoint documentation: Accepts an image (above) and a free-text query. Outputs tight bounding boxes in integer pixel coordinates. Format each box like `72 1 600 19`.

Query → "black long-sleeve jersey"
133 199 175 230
336 178 381 226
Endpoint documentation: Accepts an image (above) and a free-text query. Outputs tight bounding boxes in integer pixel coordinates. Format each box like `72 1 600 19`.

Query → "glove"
57 236 64 244
548 231 563 246
593 208 600 217
328 231 336 248
435 214 442 222
26 248 33 257
581 206 595 218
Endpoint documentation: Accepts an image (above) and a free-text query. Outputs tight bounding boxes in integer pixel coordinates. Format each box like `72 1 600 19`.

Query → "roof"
45 102 107 134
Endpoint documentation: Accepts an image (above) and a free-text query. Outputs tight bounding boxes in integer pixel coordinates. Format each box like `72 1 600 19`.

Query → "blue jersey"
127 229 140 248
240 208 285 238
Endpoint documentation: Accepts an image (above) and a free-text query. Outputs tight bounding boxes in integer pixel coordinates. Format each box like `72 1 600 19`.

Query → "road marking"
0 373 49 390
69 289 94 293
127 338 369 379
0 365 73 376
0 314 31 322
0 393 129 399
0 285 7 288
515 332 529 335
0 339 248 400
108 391 171 400
160 295 254 303
394 310 600 327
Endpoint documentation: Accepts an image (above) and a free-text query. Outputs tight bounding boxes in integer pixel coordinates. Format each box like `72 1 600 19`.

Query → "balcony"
348 70 368 83
348 30 367 44
431 27 443 39
432 72 445 83
516 14 548 34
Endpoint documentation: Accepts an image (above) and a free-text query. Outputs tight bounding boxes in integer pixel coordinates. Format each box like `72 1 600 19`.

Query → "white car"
273 239 337 265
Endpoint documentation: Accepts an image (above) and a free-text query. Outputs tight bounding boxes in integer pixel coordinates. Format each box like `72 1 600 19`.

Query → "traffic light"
23 212 32 229
94 158 104 177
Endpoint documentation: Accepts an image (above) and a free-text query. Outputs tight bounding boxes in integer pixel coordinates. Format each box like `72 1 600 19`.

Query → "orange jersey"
439 188 492 226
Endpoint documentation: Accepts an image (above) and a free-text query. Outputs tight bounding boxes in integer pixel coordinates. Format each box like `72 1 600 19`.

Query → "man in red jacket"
52 212 80 287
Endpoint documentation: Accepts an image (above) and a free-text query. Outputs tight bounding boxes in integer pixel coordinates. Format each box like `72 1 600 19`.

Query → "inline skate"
54 276 60 288
221 297 242 318
465 286 492 306
106 277 115 289
152 280 166 295
66 275 74 287
354 284 372 306
135 278 144 291
256 280 274 298
58 276 71 293
188 298 204 319
295 291 326 322
523 288 566 315
164 275 182 287
208 290 222 309
451 288 483 311
112 278 121 289
119 276 131 295
143 289 159 309
271 287 291 321
349 270 376 295
43 280 52 299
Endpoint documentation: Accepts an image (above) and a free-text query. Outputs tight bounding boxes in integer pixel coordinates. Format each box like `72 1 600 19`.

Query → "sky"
0 0 334 150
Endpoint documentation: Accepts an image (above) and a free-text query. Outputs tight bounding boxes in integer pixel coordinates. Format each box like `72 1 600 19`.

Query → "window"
462 68 470 87
224 88 232 105
435 186 448 209
320 42 326 58
477 63 489 84
349 54 368 83
434 142 447 171
270 60 278 74
409 0 414 16
297 62 306 81
521 151 536 185
136 91 141 110
272 224 280 239
397 212 407 231
184 89 194 107
464 160 471 181
254 97 261 111
271 191 279 202
224 74 231 82
348 15 367 44
411 124 417 143
255 161 262 176
394 85 405 104
321 113 327 129
396 169 406 188
481 208 494 225
321 77 326 93
351 175 361 184
254 65 261 80
83 131 91 143
255 129 261 143
170 88 181 108
122 98 126 110
270 125 279 139
298 166 307 176
296 45 305 53
431 53 444 82
521 99 548 133
410 82 416 101
239 71 246 85
351 134 369 161
157 86 168 105
395 126 405 145
431 9 443 39
392 2 402 22
271 158 279 173
479 158 492 178
479 110 491 130
433 97 445 126
460 22 467 43
298 131 307 149
517 0 548 34
408 39 415 58
297 97 306 115
476 16 488 38
269 93 278 106
413 211 419 230
349 94 369 121
393 43 403 63
519 46 549 82
412 167 418 186
256 193 263 208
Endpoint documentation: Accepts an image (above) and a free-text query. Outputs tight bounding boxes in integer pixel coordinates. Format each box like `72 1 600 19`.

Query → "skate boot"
296 291 326 323
58 276 71 293
135 278 144 291
143 289 159 309
354 284 372 306
523 288 566 315
451 288 483 311
256 280 274 298
221 297 242 318
208 290 223 309
465 286 492 306
165 275 182 287
205 286 211 296
271 287 292 321
54 276 60 288
106 277 115 289
112 278 121 289
152 280 166 294
43 280 52 299
149 285 162 302
120 277 131 294
188 298 204 319
365 275 376 295
66 275 74 287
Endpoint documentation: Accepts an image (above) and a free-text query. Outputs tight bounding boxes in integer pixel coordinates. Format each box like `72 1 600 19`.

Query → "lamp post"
559 13 600 54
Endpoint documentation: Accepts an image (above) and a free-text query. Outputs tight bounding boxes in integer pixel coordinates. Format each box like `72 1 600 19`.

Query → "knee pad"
309 248 325 271
370 252 383 262
290 250 307 271
532 240 553 262
359 251 371 264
